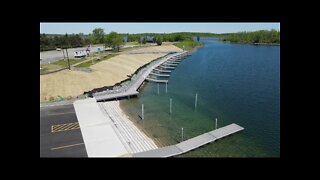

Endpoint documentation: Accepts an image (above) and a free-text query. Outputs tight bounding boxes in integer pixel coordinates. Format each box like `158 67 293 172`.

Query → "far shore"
218 40 280 46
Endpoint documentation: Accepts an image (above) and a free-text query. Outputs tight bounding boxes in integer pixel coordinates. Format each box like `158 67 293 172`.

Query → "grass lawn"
40 50 112 74
174 40 203 51
41 58 88 74
75 53 119 68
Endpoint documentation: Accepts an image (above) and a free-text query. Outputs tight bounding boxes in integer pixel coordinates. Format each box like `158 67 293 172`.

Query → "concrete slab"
73 98 128 157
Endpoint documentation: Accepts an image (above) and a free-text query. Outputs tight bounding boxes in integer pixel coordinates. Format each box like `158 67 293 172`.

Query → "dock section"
146 78 168 83
94 51 188 101
149 72 170 77
132 123 244 157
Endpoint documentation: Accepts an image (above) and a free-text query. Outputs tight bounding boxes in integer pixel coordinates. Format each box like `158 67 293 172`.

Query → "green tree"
40 34 49 50
156 37 162 45
92 28 105 44
105 31 124 51
62 33 70 48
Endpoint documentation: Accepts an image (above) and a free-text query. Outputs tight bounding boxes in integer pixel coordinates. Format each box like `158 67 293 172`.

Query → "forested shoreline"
220 29 280 44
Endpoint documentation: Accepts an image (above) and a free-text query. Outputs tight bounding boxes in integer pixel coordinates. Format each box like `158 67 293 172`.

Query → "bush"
49 96 54 101
156 37 162 45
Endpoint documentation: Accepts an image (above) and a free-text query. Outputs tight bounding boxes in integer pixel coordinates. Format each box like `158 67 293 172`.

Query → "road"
40 45 109 65
40 104 87 157
40 44 157 65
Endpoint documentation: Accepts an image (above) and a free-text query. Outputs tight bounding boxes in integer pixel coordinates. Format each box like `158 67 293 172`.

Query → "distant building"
123 36 128 42
140 36 155 42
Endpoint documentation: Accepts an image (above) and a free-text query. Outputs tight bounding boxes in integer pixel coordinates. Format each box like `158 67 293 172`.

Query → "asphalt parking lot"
40 46 105 65
40 104 87 157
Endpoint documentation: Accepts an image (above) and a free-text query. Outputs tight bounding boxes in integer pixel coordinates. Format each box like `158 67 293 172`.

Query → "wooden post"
166 82 168 93
157 83 159 95
142 104 144 120
215 118 218 130
170 98 172 114
195 93 198 110
181 127 184 142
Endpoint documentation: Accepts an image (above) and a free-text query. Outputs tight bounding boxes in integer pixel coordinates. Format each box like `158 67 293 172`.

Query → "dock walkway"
95 51 188 101
132 123 244 157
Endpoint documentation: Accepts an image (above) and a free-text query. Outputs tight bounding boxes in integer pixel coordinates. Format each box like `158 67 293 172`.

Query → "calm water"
120 38 280 157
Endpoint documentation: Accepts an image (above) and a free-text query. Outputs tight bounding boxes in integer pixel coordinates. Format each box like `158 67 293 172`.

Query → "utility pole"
157 83 159 95
65 48 71 70
92 49 94 65
62 49 65 60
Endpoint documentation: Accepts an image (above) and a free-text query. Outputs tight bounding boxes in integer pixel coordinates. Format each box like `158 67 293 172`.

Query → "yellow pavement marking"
51 143 85 150
51 122 80 133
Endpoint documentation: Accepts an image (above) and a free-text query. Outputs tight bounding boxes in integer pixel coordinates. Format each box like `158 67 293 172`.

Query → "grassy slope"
174 40 203 50
75 53 119 68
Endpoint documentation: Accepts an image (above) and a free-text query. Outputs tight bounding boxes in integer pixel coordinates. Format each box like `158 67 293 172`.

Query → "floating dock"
146 77 168 83
159 65 175 69
162 63 178 66
153 68 171 73
149 72 170 77
94 51 188 101
132 123 244 157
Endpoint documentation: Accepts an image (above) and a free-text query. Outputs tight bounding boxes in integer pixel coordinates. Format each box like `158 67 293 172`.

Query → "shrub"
156 37 162 45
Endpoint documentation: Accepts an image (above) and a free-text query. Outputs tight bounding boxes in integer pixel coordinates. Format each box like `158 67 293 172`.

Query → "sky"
40 23 280 34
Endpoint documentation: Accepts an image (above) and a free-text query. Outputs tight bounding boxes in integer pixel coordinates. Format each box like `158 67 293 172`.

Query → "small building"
140 36 155 42
123 36 128 42
193 37 198 42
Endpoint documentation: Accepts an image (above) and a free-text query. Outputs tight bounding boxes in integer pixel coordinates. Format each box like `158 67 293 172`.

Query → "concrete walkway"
73 98 128 157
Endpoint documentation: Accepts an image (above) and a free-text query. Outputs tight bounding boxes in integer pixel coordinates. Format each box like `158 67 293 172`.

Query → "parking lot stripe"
51 122 80 133
51 143 85 150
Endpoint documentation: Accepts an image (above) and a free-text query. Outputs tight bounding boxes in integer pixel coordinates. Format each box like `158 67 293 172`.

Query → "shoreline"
98 100 159 154
119 100 174 148
115 50 193 149
218 40 280 46
85 55 170 97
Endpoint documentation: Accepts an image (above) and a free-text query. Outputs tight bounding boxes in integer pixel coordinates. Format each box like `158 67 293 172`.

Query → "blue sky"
40 23 280 34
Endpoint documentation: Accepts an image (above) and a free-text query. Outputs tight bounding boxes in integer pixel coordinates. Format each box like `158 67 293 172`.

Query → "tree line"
126 32 217 43
40 28 219 52
220 29 280 44
40 33 91 51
